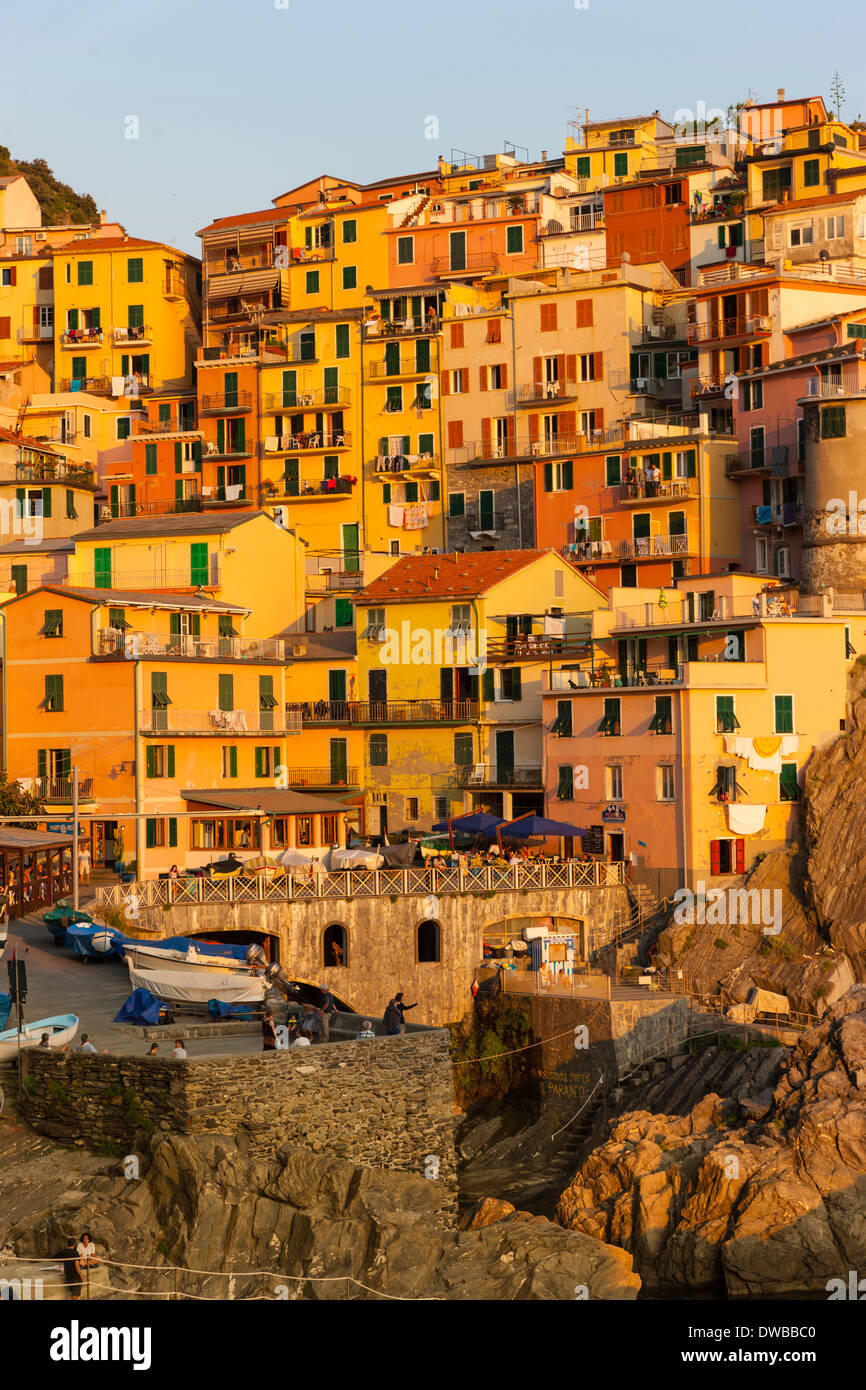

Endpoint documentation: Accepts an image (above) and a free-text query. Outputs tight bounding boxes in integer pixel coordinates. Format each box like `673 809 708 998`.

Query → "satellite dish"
819 250 830 262
621 251 632 263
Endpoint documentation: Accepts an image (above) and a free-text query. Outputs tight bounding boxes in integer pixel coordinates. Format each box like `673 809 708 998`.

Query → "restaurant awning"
181 788 348 816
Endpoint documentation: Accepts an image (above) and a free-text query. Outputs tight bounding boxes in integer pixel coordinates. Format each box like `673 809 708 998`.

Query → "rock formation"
556 985 866 1295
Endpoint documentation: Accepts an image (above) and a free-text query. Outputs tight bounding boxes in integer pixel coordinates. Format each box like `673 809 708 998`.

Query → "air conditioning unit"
35 232 47 242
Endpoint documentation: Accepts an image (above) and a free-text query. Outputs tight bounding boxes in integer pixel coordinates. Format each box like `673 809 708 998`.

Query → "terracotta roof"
763 189 866 213
197 207 286 237
0 537 73 555
278 630 356 660
73 511 269 542
737 343 862 378
0 426 58 452
49 235 197 261
42 586 247 613
356 550 562 604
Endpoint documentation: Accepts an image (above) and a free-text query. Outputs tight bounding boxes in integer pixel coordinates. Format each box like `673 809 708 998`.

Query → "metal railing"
286 700 349 723
262 431 351 452
138 708 302 735
56 375 112 394
362 318 440 340
33 775 95 801
752 502 803 526
616 532 694 560
97 858 628 909
367 359 431 379
429 251 501 274
515 382 575 405
346 699 478 724
462 511 512 533
687 316 771 344
263 387 350 411
97 630 285 661
66 562 223 590
502 969 613 1000
15 459 95 488
113 326 152 345
612 590 828 630
282 767 360 788
802 373 866 398
457 764 543 788
485 635 590 662
206 249 276 277
200 391 253 413
60 328 103 346
618 479 697 503
547 663 684 691
304 569 364 591
137 413 198 433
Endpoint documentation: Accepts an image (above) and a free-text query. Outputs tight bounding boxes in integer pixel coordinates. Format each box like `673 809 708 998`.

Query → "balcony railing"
304 569 364 591
753 502 803 527
200 391 253 414
264 387 351 411
206 249 276 277
138 708 302 735
362 318 440 340
615 532 695 560
287 700 349 723
18 325 54 344
15 459 95 488
33 776 95 802
292 245 335 263
429 251 501 274
689 376 728 398
618 479 697 504
263 431 351 453
60 328 103 347
56 376 112 395
99 496 203 522
347 699 478 724
137 413 198 433
515 382 577 406
546 664 685 691
282 767 360 789
374 454 439 475
687 316 772 345
461 510 513 534
113 326 152 345
612 590 828 632
97 630 285 661
456 764 544 788
802 373 866 399
66 562 222 591
368 359 431 379
485 635 591 663
725 452 769 476
201 442 253 462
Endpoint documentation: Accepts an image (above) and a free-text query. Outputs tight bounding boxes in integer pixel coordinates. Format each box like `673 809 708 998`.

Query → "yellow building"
543 573 858 891
0 430 96 554
564 113 673 188
353 549 605 833
51 236 200 395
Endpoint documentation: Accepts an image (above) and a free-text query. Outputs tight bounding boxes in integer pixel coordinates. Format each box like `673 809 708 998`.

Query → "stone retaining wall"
20 1030 457 1200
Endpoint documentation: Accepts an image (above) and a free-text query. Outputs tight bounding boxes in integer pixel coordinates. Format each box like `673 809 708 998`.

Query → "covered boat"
0 1013 79 1062
126 960 266 1005
122 942 252 974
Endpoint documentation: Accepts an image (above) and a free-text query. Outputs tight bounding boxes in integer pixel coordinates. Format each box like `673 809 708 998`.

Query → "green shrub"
713 937 729 951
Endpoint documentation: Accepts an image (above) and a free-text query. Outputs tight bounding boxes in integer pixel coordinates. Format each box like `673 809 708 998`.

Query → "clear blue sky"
3 0 865 257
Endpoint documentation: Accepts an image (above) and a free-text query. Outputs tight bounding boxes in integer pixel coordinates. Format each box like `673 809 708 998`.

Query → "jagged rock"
556 986 866 1295
459 1197 516 1230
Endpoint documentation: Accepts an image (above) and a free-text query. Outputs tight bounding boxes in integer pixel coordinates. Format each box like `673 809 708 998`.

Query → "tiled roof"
0 426 58 452
73 511 268 542
42 586 247 612
356 550 557 604
197 207 286 237
278 630 356 660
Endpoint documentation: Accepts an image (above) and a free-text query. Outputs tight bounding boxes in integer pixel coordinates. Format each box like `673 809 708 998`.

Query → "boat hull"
0 1014 79 1062
126 961 266 1005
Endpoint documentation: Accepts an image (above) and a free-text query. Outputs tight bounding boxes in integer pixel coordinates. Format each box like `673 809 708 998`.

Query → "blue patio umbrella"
497 813 587 842
431 811 505 848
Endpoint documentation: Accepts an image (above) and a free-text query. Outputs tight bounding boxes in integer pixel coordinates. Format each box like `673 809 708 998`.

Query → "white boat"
126 960 266 1005
0 1014 79 1062
123 942 251 975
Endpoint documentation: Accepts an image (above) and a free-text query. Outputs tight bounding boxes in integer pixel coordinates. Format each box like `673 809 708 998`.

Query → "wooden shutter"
450 323 464 349
175 441 183 472
566 354 577 383
37 749 47 778
216 419 225 453
167 746 175 779
686 449 697 477
562 460 574 489
169 817 177 847
461 368 469 393
146 746 156 778
662 451 672 480
500 362 508 389
543 462 553 493
593 352 604 381
218 673 233 711
576 299 593 327
560 410 576 438
557 353 566 384
511 667 522 702
0 317 10 339
533 356 543 384
440 372 450 395
481 418 492 451
735 839 745 874
506 417 515 453
595 408 604 430
41 488 52 517
529 414 540 443
447 421 463 448
710 840 721 875
229 747 237 777
482 668 495 702
479 366 487 391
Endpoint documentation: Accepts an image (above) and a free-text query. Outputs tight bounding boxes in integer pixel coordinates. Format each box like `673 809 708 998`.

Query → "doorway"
95 820 119 868
607 831 625 862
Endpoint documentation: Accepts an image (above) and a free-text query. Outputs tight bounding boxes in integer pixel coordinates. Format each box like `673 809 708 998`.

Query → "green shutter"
169 817 177 847
511 667 522 702
146 818 156 849
37 748 47 778
15 487 25 518
482 668 495 702
41 487 52 517
193 439 202 470
145 443 157 474
219 673 233 711
774 695 793 733
146 745 156 778
175 441 183 473
605 455 621 485
335 324 349 359
229 746 237 778
235 418 245 452
662 452 672 480
167 746 175 778
91 307 100 329
562 461 573 490
255 747 265 778
216 419 225 454
416 339 431 372
110 484 119 518
544 462 553 493
335 597 353 627
190 542 208 585
686 450 697 478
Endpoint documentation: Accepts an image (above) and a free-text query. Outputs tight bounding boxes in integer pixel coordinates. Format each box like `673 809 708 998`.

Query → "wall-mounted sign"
601 805 626 824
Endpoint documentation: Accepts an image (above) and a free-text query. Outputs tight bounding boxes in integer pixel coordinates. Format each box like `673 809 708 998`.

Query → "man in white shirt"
172 1039 187 1060
291 1034 311 1047
77 1034 97 1054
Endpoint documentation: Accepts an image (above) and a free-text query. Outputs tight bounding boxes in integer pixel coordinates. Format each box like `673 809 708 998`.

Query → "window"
77 260 93 285
342 265 357 290
649 695 672 734
656 765 675 802
605 765 623 801
499 667 522 702
43 609 63 638
762 166 792 200
826 215 845 240
557 765 574 800
145 818 166 848
222 746 238 778
83 414 91 439
128 304 144 329
742 379 763 411
297 816 313 847
397 236 414 264
599 697 620 735
190 543 209 585
386 385 403 412
774 546 791 579
342 219 357 244
552 700 573 737
540 303 557 332
405 797 419 821
417 921 440 964
543 461 574 492
127 257 144 283
322 813 339 844
576 156 590 178
254 746 279 778
369 734 388 766
323 923 347 967
780 762 799 801
710 765 740 802
605 455 622 486
116 417 131 441
506 225 524 254
803 159 820 187
305 270 320 294
145 745 175 779
487 318 502 343
11 565 26 596
715 695 739 733
448 492 465 517
756 537 768 573
749 426 765 468
613 151 628 176
45 674 63 711
789 223 813 247
821 406 846 439
774 694 794 734
335 323 350 358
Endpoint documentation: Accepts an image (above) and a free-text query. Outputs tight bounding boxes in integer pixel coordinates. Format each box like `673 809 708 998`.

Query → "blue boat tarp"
65 923 123 958
113 989 163 1025
207 999 254 1020
0 993 10 1031
109 933 248 962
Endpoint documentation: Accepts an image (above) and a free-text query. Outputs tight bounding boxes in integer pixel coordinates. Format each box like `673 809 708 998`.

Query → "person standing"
78 842 91 887
394 992 417 1034
299 1002 320 1044
172 1039 187 1060
383 998 401 1036
318 985 337 1043
262 1008 277 1052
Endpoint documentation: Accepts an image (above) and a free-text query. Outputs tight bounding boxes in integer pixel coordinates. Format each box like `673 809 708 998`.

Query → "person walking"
318 985 337 1043
78 842 91 887
394 992 417 1034
262 1007 277 1052
383 998 401 1036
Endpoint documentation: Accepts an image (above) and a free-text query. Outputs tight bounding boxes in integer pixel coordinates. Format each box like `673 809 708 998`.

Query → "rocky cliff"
555 985 866 1295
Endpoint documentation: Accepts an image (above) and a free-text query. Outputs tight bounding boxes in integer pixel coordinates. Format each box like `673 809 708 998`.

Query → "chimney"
777 88 786 102
433 567 439 582
100 209 107 225
541 150 548 162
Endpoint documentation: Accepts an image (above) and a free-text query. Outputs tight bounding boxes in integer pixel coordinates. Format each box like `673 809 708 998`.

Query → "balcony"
429 251 501 276
282 767 360 790
374 454 439 476
56 376 113 396
275 476 356 500
615 532 696 560
264 387 351 411
66 561 222 591
515 382 579 407
137 412 198 433
99 497 204 521
18 325 53 344
262 431 351 454
33 776 96 805
753 502 803 527
456 764 543 789
15 458 95 489
304 568 364 592
292 245 335 264
200 391 254 415
461 509 513 537
206 249 276 278
618 479 697 505
287 700 349 724
725 451 771 477
546 664 685 692
362 317 440 340
113 325 153 346
800 373 866 400
367 360 432 380
347 699 478 725
485 634 591 663
164 269 188 300
96 630 285 661
611 590 828 633
687 316 772 346
138 708 302 736
689 375 728 399
201 442 254 462
60 328 103 348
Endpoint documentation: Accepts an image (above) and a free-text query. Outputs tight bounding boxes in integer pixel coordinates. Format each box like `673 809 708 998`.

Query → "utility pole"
72 767 79 914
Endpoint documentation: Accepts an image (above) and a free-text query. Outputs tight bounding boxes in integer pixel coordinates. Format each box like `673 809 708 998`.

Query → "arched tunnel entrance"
182 928 358 1013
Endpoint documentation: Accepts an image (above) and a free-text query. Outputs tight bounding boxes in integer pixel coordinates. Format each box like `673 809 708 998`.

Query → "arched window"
417 919 441 963
323 923 347 967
